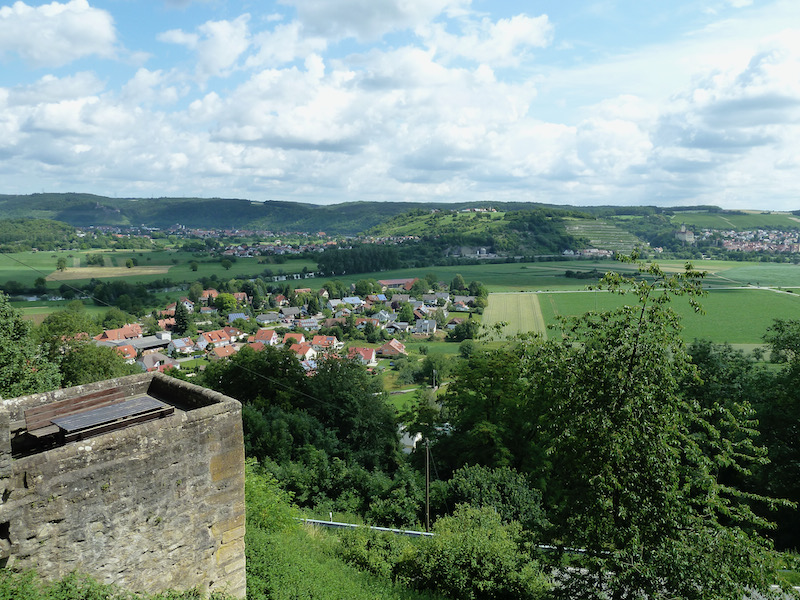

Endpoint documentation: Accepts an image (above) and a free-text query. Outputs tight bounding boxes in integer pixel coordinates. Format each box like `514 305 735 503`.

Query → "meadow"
0 249 317 288
482 287 800 346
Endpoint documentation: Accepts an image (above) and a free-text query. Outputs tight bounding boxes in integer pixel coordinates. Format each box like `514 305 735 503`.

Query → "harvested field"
483 292 547 339
46 266 171 281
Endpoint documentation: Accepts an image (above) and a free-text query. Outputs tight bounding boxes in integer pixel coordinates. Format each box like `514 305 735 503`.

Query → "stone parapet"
0 373 246 598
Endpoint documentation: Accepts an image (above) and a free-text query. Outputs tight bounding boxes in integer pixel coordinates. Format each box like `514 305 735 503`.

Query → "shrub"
397 505 550 600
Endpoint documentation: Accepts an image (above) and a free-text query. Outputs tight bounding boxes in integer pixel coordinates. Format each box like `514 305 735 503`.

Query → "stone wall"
0 372 246 599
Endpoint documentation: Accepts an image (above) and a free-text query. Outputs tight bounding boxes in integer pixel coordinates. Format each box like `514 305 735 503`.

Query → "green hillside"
666 210 800 231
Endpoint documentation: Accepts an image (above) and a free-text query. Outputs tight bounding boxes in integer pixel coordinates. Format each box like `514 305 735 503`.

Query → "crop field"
667 211 800 231
533 287 800 344
0 250 318 289
482 293 547 339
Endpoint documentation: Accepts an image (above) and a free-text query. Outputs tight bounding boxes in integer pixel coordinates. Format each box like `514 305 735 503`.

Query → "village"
90 277 481 376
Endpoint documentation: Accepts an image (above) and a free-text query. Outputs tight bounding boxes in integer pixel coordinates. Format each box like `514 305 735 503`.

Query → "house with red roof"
348 347 377 367
249 328 279 346
197 329 231 351
283 332 305 345
290 343 317 361
200 289 219 305
210 344 238 361
94 323 143 342
378 339 407 357
311 335 343 352
115 344 137 363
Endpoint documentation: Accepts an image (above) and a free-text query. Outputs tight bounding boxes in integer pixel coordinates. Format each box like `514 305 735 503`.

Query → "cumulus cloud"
246 20 328 68
0 0 116 67
159 14 251 82
280 0 468 41
419 14 553 66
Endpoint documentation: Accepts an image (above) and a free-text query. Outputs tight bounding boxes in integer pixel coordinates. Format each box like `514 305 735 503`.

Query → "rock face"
0 372 246 599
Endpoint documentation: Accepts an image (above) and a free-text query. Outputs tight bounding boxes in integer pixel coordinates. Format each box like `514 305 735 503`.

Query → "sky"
1 0 799 210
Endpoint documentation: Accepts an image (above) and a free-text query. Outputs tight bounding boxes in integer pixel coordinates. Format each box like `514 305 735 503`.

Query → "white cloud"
280 0 469 41
245 20 328 68
0 0 116 67
120 68 181 106
159 15 251 82
7 72 105 105
420 14 553 66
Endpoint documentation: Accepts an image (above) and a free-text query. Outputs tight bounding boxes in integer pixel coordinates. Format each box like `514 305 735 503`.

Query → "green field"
0 250 318 289
528 287 800 344
482 293 547 339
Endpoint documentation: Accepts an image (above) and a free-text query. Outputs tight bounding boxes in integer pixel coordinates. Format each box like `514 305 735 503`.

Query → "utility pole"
425 438 430 533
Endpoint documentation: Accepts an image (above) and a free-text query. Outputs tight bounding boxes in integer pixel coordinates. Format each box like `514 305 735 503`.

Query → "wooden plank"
24 389 126 432
52 396 169 433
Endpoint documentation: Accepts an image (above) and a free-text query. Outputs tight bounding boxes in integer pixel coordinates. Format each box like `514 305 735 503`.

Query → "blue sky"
1 0 799 209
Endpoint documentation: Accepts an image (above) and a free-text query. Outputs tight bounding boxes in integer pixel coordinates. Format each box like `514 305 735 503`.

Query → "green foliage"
59 343 141 388
0 218 77 252
336 527 414 580
441 465 546 533
445 319 480 341
213 293 236 313
0 292 61 397
245 458 299 533
397 505 550 600
173 302 191 336
0 570 233 600
521 256 786 599
246 523 442 600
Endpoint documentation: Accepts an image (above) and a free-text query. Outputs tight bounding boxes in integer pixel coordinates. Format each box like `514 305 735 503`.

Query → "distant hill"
0 193 566 235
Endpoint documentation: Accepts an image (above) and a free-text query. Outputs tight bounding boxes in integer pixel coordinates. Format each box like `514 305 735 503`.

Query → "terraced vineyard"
565 218 646 253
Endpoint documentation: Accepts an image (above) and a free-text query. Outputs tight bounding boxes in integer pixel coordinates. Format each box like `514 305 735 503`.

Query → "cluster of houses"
91 278 479 375
93 319 409 376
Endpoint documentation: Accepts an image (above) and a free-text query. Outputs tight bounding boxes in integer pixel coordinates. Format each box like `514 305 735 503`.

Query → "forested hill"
0 193 581 235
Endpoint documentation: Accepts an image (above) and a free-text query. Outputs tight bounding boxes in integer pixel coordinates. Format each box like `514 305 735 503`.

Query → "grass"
0 249 318 289
533 287 800 344
483 293 547 339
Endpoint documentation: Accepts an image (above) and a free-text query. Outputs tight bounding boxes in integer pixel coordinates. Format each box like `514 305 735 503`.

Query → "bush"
397 505 550 600
337 528 414 579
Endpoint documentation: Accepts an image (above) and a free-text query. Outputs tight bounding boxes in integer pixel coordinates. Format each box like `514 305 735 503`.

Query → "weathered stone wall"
0 373 246 599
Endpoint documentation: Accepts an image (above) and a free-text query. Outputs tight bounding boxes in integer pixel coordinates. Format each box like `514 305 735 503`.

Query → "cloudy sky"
1 0 799 209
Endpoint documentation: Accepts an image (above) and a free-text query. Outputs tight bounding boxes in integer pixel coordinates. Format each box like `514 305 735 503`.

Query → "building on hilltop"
675 224 695 245
0 372 246 599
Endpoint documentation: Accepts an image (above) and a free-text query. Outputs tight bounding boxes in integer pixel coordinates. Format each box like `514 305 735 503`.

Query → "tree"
188 282 203 304
221 259 233 271
450 274 466 292
215 292 237 313
517 256 786 599
398 303 415 323
190 261 199 272
59 343 140 387
173 301 191 336
0 292 60 398
56 256 67 272
100 307 133 329
125 259 134 269
446 319 480 342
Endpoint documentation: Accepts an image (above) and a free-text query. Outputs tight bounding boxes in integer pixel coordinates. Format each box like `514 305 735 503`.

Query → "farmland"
481 293 547 339
484 287 800 346
0 249 318 288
